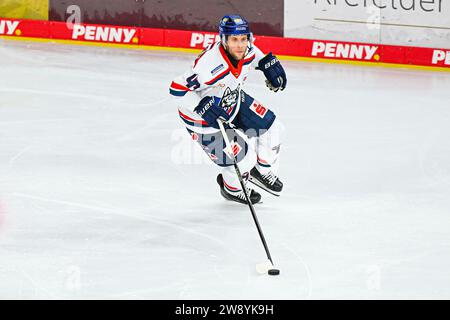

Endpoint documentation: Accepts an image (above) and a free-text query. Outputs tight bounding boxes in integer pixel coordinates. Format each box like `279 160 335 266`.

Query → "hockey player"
169 15 287 204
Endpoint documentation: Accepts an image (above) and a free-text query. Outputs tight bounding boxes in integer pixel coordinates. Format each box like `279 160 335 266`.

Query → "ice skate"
217 174 262 204
249 167 283 196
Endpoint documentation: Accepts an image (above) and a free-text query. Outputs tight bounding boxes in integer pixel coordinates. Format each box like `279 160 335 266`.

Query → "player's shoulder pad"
193 42 229 86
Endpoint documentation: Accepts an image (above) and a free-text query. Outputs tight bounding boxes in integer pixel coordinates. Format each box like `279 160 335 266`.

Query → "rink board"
0 17 449 72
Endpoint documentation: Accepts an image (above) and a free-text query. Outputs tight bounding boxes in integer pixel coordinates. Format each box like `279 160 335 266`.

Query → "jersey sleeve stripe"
170 81 191 91
170 88 188 97
178 110 209 126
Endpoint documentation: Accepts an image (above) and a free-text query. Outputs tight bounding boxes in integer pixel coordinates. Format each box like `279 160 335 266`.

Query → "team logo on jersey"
219 85 240 115
211 64 225 76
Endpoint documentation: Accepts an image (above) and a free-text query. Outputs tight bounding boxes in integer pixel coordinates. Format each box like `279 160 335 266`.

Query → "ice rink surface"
1 39 450 299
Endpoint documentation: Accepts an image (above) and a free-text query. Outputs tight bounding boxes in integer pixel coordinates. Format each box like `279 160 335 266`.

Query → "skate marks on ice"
5 192 312 299
1 40 450 298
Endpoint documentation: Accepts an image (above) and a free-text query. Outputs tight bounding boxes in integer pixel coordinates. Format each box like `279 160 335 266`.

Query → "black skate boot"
249 167 283 196
216 174 262 205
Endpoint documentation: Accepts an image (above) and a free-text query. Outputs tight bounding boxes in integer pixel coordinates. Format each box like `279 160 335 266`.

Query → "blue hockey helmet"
219 15 253 46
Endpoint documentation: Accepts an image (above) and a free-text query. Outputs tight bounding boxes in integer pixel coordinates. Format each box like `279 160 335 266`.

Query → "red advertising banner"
1 18 449 70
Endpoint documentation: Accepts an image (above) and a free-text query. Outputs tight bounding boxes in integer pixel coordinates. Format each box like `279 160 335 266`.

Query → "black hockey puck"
268 269 280 276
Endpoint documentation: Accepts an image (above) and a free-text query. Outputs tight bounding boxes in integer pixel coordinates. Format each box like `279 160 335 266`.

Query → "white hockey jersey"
170 41 266 133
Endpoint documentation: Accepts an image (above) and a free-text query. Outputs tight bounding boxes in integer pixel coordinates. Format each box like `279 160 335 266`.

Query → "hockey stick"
219 121 280 197
217 119 280 276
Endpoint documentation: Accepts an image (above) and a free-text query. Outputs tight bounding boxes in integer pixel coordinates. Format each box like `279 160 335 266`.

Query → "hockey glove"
257 52 287 92
194 96 230 128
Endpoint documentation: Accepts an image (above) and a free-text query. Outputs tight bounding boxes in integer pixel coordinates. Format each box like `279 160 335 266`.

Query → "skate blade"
223 197 263 205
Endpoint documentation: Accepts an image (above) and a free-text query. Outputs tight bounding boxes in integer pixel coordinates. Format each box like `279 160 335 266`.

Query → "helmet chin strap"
221 35 228 50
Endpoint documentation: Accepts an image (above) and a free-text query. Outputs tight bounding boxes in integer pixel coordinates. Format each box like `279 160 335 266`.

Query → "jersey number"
186 74 201 91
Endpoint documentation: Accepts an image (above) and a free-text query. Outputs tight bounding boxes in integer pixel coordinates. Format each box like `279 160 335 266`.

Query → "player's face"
226 35 249 60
